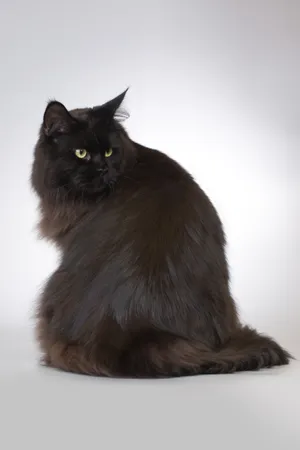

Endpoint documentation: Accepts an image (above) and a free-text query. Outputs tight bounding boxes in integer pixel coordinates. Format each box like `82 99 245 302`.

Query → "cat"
31 88 291 377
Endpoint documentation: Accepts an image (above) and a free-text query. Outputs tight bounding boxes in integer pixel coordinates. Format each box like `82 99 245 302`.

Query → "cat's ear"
91 88 129 124
43 101 76 136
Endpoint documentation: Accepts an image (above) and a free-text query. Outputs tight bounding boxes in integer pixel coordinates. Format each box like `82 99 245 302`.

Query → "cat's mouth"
81 173 115 194
96 168 108 175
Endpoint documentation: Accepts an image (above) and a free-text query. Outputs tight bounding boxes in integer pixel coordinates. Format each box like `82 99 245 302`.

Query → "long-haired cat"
31 89 291 377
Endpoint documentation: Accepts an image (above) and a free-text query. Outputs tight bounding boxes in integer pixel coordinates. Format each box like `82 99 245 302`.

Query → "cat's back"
84 145 206 232
66 145 223 264
58 144 226 338
121 144 220 230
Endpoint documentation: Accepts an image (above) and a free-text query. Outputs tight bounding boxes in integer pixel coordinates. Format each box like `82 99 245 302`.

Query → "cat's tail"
43 326 292 378
118 326 292 378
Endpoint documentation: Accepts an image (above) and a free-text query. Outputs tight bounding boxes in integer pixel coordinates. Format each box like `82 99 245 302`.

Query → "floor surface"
1 326 299 450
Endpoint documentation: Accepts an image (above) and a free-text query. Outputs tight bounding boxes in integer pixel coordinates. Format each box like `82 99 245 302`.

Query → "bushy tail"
43 326 292 378
118 326 292 378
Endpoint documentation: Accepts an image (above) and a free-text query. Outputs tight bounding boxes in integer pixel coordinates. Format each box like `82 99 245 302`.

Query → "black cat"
31 89 291 377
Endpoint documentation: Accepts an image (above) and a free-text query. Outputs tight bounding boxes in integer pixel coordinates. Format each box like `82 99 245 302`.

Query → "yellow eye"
105 148 113 158
75 149 88 159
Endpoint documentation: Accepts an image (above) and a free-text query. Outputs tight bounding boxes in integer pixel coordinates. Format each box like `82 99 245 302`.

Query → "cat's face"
32 90 133 199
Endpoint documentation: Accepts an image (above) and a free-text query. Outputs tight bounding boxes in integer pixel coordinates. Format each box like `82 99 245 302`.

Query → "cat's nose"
96 168 104 172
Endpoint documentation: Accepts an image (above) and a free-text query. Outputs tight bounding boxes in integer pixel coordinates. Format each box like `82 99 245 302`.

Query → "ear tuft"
114 106 130 122
91 88 130 124
43 101 76 136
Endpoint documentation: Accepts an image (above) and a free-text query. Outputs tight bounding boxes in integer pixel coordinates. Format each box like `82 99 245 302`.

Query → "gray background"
0 1 299 448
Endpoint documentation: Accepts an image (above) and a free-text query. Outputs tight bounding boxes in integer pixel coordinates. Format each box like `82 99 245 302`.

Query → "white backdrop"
0 0 299 358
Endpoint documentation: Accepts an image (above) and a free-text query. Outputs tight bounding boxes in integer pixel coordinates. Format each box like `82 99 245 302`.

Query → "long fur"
31 91 292 378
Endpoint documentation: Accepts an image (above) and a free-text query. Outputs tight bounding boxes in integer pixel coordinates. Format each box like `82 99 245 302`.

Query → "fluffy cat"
31 89 291 377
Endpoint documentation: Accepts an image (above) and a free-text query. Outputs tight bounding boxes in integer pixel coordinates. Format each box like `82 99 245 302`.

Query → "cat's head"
32 89 135 200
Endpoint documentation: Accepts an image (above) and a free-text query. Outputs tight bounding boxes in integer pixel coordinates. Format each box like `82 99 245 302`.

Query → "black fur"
31 89 292 377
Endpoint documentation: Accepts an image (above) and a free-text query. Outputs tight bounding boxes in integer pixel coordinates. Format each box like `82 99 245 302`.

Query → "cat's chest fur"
37 198 91 245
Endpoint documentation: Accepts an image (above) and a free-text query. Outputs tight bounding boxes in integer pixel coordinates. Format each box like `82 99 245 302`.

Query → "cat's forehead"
69 107 90 122
65 107 114 148
69 107 106 136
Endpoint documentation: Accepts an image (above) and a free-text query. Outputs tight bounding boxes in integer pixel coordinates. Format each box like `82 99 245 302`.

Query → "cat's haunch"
31 89 291 378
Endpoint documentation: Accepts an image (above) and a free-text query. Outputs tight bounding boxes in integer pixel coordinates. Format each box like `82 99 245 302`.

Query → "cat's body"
31 90 291 377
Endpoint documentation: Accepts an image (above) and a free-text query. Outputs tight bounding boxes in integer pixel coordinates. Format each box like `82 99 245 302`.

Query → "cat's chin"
75 184 112 199
73 174 117 196
70 178 109 194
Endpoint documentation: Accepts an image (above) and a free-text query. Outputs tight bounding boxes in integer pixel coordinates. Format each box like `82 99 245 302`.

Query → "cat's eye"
75 149 89 159
105 148 113 158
